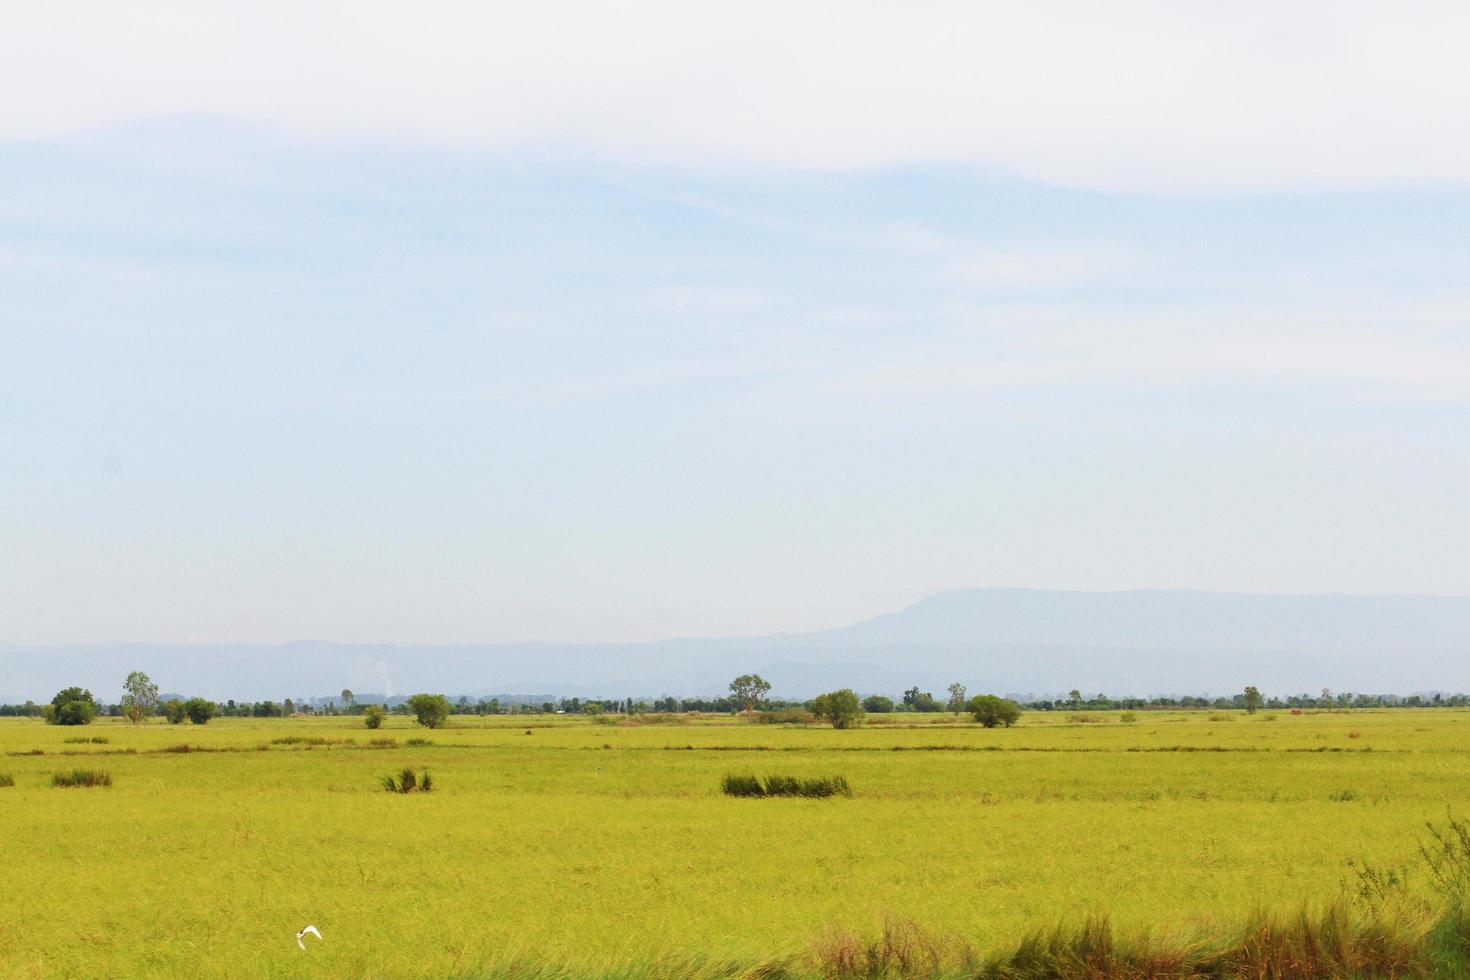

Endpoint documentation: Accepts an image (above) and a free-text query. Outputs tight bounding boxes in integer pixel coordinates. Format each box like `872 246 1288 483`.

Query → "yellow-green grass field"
2 709 1468 977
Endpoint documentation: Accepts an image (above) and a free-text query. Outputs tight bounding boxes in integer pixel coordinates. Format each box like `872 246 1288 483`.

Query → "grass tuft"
722 774 852 799
51 768 112 788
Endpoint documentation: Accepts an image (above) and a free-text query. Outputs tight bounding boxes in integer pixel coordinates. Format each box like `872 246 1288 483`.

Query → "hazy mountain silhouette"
5 589 1469 701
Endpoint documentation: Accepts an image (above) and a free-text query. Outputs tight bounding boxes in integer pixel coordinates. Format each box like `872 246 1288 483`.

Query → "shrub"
1120 712 1138 724
163 700 186 724
365 737 396 748
382 767 433 793
404 737 431 747
811 689 864 729
1420 812 1470 902
63 736 109 744
967 694 1021 728
45 687 98 726
406 694 449 729
52 768 112 788
721 773 852 798
362 705 387 729
0 774 13 788
862 695 895 713
183 698 216 725
756 708 815 725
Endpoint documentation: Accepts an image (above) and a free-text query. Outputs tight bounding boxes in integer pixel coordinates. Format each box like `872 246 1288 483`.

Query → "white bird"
297 925 323 950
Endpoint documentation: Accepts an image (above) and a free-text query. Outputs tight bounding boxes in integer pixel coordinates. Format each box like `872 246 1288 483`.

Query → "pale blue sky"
3 4 1469 644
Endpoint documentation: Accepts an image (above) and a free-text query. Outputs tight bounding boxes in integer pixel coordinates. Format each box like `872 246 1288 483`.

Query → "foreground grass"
1 710 1469 977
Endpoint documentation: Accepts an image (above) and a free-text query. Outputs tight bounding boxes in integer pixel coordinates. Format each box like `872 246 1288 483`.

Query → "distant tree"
46 687 98 726
407 693 450 729
163 699 186 724
902 687 943 712
946 683 968 713
1068 689 1083 706
967 694 1021 728
862 694 895 713
1243 686 1264 714
121 671 159 726
362 705 387 729
729 675 772 714
341 689 354 710
283 698 295 716
812 689 864 729
183 698 216 725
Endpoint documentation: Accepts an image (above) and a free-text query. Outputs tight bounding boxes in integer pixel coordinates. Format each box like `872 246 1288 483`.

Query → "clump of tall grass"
1119 712 1138 724
381 767 433 793
364 737 398 748
721 773 852 798
815 917 966 978
51 768 112 788
63 736 109 744
0 774 14 788
404 737 432 747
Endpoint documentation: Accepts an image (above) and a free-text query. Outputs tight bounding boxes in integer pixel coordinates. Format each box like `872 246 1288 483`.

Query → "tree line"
7 670 1469 726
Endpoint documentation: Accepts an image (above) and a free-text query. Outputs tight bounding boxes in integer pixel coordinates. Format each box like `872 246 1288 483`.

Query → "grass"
723 773 853 798
1 709 1469 976
50 767 112 787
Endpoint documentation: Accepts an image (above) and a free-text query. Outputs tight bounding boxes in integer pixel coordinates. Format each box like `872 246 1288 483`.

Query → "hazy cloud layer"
5 2 1470 191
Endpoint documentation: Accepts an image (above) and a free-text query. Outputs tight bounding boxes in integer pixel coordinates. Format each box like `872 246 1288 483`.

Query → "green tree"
163 699 186 724
1068 689 1083 706
341 688 354 711
729 674 772 714
46 687 98 726
862 694 895 713
121 671 159 726
946 682 968 713
967 694 1021 728
902 687 943 712
183 698 216 724
407 693 450 729
811 689 864 729
1243 685 1264 714
362 704 387 729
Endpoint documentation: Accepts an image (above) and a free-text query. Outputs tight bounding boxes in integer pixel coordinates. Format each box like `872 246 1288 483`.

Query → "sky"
3 2 1469 646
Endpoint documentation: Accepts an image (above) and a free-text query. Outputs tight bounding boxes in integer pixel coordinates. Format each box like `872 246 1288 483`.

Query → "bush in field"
862 695 895 713
721 773 852 798
163 699 186 724
382 767 433 793
183 698 216 725
0 774 14 788
52 768 112 788
363 705 387 729
967 694 1021 728
45 688 98 726
812 689 864 729
407 694 449 729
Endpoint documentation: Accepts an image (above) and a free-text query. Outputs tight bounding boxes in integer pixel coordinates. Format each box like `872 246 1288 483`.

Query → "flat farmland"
2 709 1468 978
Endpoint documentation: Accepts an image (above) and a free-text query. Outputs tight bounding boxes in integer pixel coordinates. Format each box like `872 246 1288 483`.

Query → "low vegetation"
50 768 112 788
722 773 853 798
381 767 433 793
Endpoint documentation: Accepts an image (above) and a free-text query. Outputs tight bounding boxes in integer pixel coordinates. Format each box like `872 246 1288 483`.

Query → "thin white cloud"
4 2 1470 191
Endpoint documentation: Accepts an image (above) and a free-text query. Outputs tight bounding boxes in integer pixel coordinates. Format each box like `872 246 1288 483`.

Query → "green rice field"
2 709 1469 977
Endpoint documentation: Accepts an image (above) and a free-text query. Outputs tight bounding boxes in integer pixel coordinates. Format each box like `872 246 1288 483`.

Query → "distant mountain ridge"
4 589 1470 702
